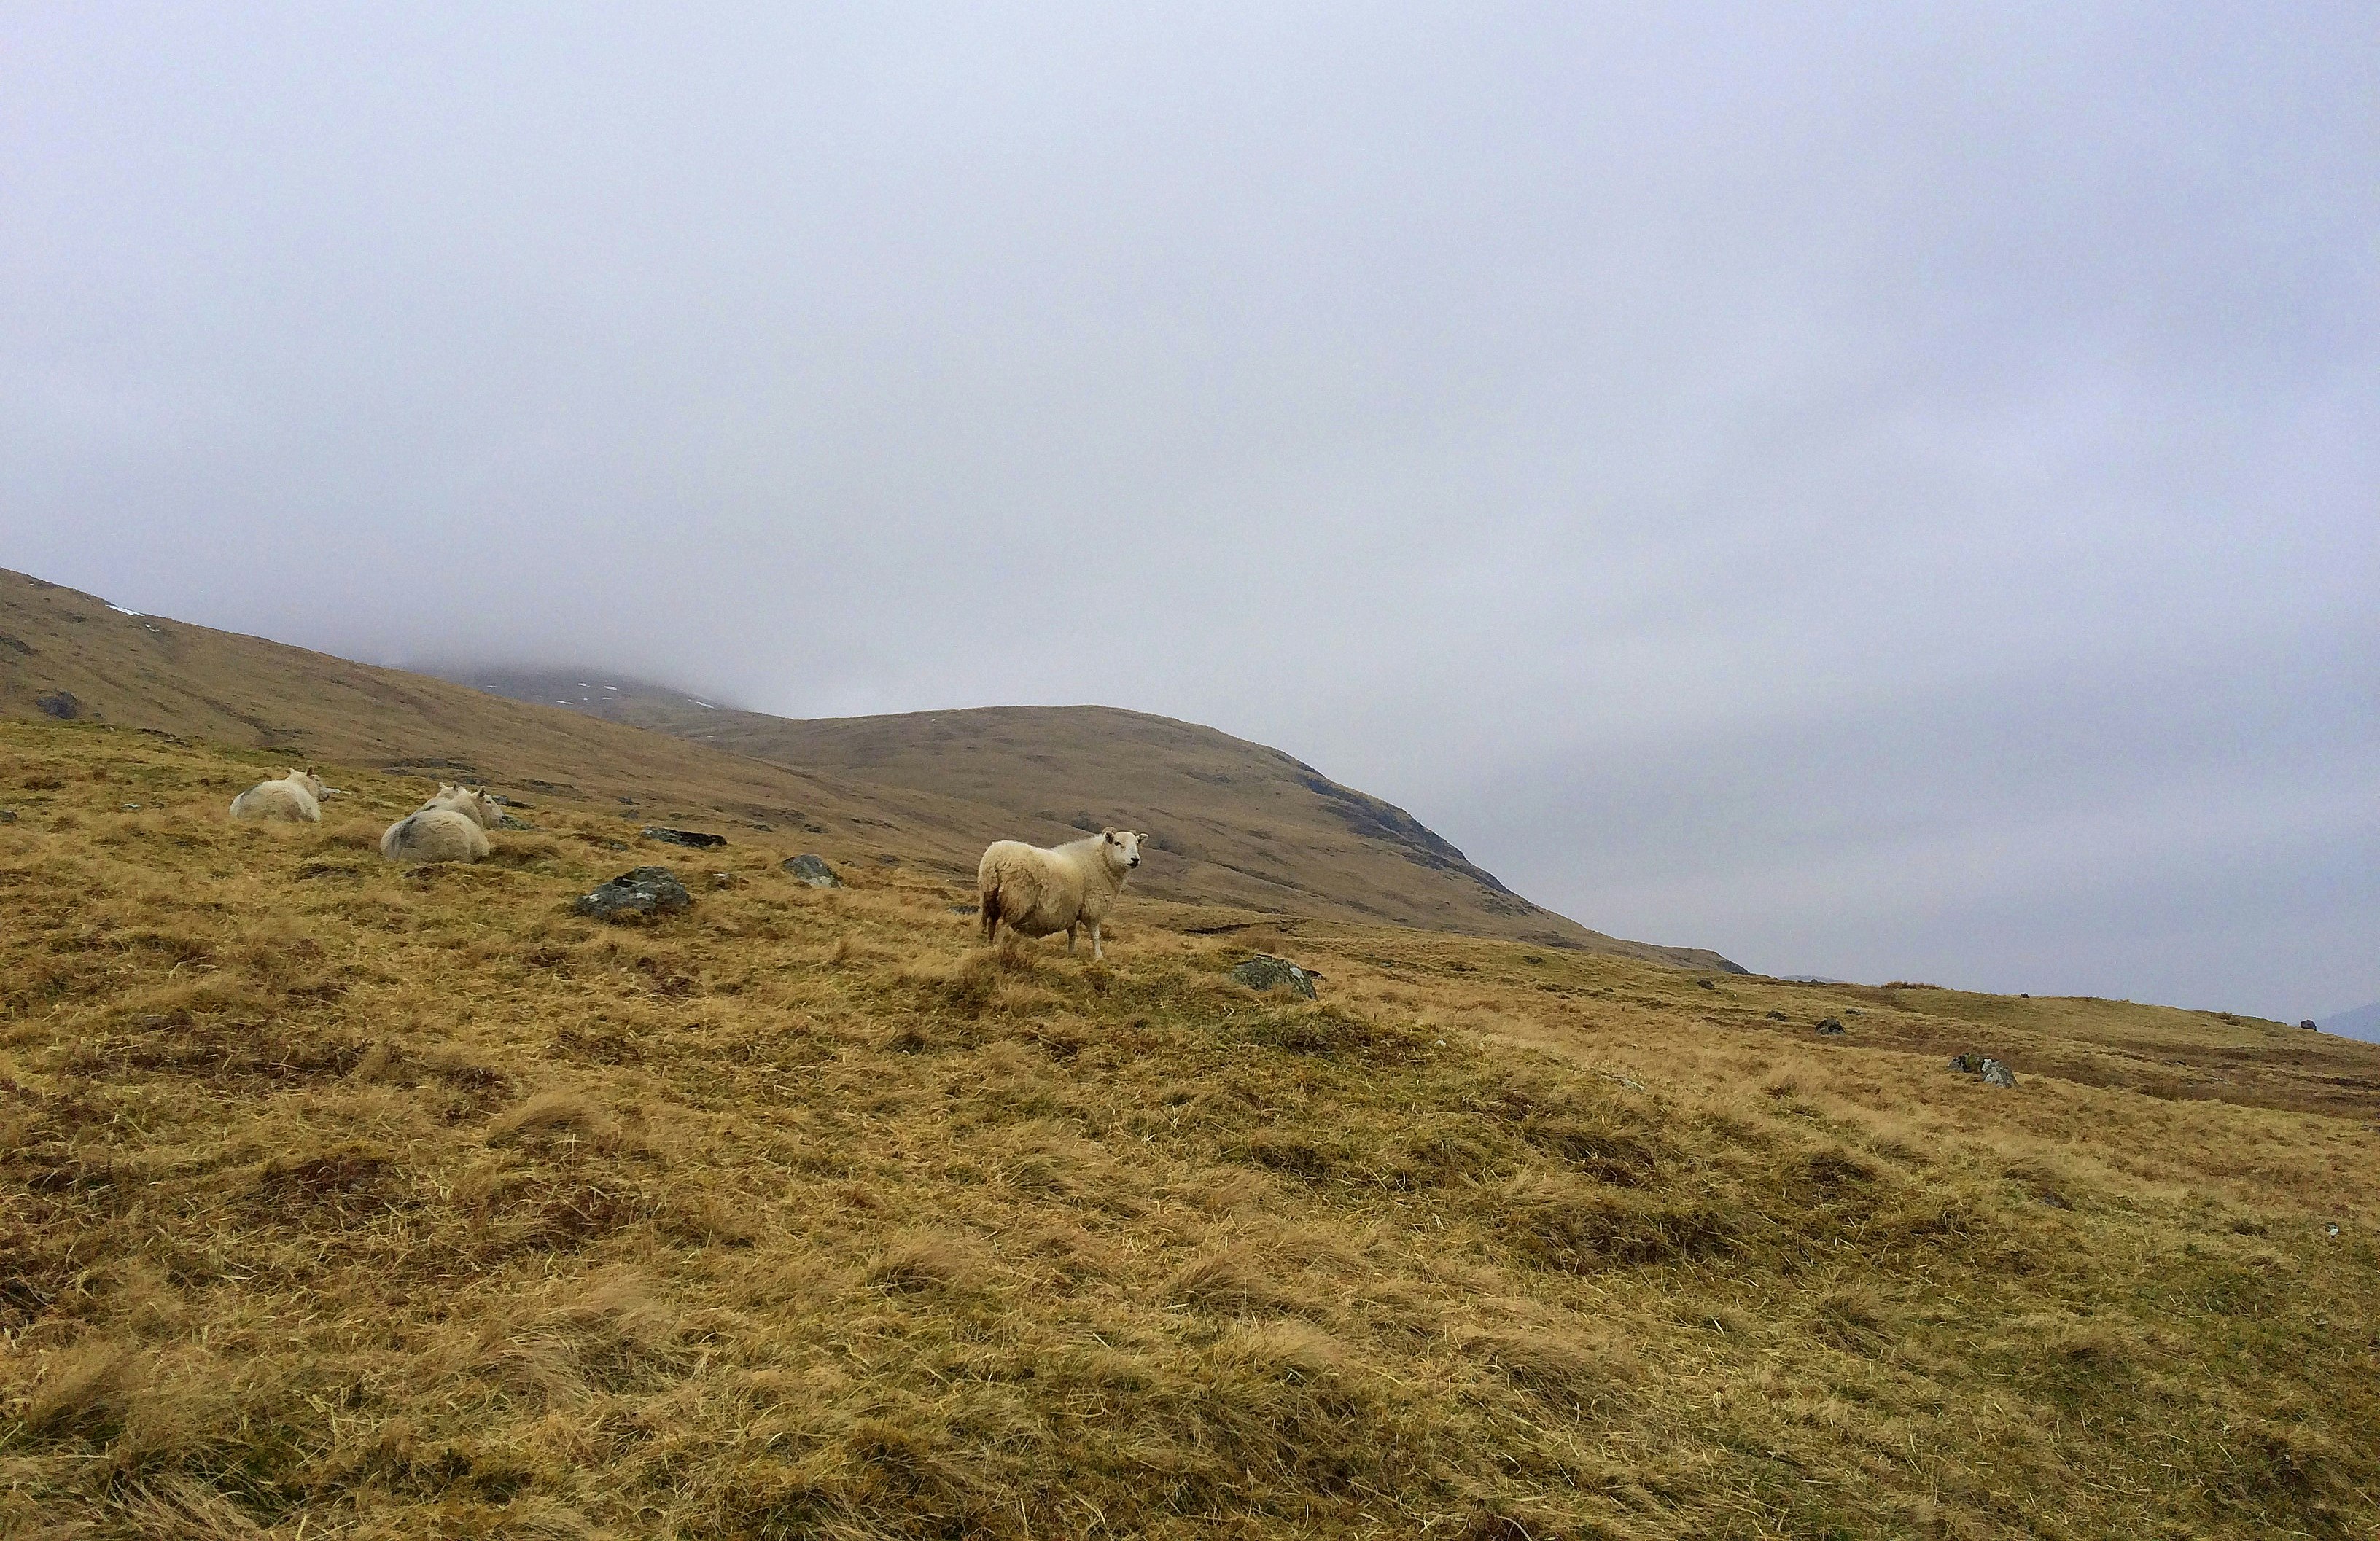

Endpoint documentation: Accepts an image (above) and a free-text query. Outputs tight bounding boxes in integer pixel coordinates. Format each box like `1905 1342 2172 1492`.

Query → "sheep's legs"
1065 925 1078 954
1090 922 1104 961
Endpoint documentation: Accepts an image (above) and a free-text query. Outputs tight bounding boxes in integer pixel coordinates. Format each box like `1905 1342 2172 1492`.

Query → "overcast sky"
4 4 2373 1023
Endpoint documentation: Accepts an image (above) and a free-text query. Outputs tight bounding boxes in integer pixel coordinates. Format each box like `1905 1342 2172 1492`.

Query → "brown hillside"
3 718 2376 1538
0 570 1734 967
450 669 1732 967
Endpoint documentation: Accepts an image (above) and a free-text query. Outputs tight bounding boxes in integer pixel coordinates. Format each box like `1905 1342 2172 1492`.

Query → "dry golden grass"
4 718 2379 1538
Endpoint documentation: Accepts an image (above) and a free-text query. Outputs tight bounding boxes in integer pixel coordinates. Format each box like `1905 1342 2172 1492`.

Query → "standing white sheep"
229 768 327 823
978 828 1145 960
379 784 499 864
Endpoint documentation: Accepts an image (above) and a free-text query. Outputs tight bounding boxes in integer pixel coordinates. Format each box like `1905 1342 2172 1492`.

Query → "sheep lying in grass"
229 768 327 823
380 784 499 865
979 828 1143 960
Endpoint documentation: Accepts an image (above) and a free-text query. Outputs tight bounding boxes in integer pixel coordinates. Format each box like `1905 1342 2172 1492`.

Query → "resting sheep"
978 828 1144 960
230 768 327 823
416 783 499 822
380 784 499 865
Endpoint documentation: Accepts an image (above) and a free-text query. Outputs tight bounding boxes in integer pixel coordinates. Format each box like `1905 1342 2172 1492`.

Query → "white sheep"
416 783 499 827
978 828 1144 959
229 768 327 824
380 784 498 864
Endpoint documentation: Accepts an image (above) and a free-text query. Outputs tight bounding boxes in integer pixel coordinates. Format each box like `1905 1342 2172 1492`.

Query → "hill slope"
450 669 1713 964
0 570 1732 966
3 718 2376 1538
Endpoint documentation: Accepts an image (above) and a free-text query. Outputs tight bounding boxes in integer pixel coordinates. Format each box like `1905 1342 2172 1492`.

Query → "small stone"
2301 1020 2319 1031
1695 978 1716 989
574 866 692 923
121 803 141 811
643 826 726 848
1231 954 1317 999
0 808 16 823
782 854 841 888
1766 1010 1787 1021
1979 1058 2017 1088
707 871 742 889
1815 1018 1845 1036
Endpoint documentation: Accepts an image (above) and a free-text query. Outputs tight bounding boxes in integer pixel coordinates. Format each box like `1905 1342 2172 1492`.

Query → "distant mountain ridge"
1 571 1741 969
2319 1002 2380 1044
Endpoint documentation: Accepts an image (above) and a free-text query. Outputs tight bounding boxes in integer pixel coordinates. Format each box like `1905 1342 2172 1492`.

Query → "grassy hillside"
2 571 1724 967
440 677 1736 969
4 717 2376 1538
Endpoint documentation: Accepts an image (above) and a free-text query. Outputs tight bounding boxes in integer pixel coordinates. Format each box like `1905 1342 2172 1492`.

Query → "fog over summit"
4 5 2372 1020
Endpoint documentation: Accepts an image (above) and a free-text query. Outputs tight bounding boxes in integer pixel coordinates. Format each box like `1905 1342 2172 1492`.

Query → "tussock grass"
4 719 2379 1537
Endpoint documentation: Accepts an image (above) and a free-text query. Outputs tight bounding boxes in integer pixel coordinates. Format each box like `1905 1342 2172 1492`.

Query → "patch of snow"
694 701 715 709
108 604 141 616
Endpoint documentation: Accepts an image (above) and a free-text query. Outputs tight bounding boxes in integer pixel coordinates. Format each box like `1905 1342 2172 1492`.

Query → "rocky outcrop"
782 854 841 888
644 827 726 848
1230 955 1318 999
575 866 691 922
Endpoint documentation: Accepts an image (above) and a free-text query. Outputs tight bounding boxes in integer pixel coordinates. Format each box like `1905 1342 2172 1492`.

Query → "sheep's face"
295 769 328 800
1102 829 1143 871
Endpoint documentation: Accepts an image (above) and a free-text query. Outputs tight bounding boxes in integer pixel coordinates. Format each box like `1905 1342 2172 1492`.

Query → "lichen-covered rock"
644 826 726 848
1816 1018 1845 1036
782 854 841 888
575 866 691 923
1980 1058 2017 1088
1949 1052 1986 1074
1231 955 1317 999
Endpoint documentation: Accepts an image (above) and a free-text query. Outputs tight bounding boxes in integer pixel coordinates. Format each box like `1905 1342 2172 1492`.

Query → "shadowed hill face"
456 677 1738 968
1 570 1735 966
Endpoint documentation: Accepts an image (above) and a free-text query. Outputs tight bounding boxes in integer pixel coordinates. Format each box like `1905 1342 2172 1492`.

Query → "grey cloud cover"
4 4 2373 1020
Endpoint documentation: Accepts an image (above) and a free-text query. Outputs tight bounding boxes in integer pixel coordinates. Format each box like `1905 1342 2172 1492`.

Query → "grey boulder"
782 853 841 888
1979 1058 2018 1088
575 866 691 923
1232 955 1318 999
1815 1018 1845 1036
